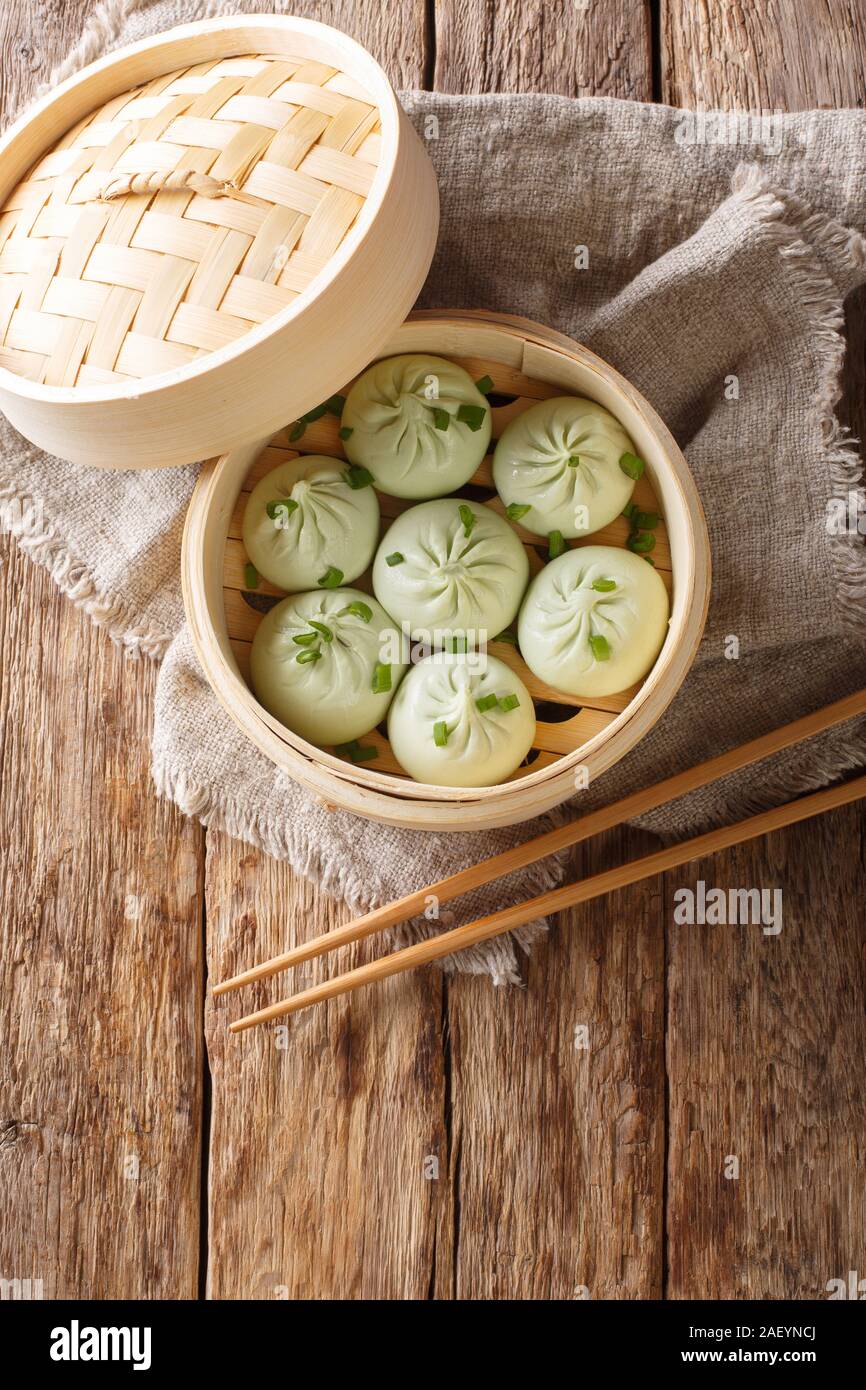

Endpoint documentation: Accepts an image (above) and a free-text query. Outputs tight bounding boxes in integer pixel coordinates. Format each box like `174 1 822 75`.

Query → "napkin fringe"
0 484 171 659
151 753 563 985
731 164 866 638
36 0 144 96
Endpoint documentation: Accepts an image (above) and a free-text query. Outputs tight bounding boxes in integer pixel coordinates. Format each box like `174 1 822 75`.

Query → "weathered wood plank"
664 814 866 1298
0 539 204 1298
269 0 430 89
0 0 204 1302
663 0 866 1299
433 0 652 98
206 846 452 1299
444 826 665 1299
200 1 450 1302
435 0 665 1300
0 0 100 126
662 0 866 111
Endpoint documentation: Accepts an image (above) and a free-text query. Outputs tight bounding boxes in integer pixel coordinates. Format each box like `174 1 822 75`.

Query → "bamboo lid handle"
95 171 268 208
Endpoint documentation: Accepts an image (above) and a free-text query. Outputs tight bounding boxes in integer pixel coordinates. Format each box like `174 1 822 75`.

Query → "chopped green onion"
338 425 354 440
336 739 378 762
493 629 518 646
498 693 520 712
292 631 319 647
317 566 344 588
627 531 656 554
622 501 637 519
346 465 374 489
433 720 449 747
432 406 450 431
385 551 404 566
619 452 645 480
567 455 580 468
475 693 498 713
591 577 617 592
371 662 392 694
506 502 531 522
297 398 342 426
456 403 487 431
474 374 494 395
243 562 259 590
589 634 611 661
266 497 298 522
296 648 322 664
458 503 476 537
548 530 566 559
635 510 659 529
444 634 468 654
308 620 333 641
338 600 373 623
289 421 305 442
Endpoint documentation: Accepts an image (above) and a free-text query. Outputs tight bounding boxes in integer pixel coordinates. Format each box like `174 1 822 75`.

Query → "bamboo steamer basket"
0 15 710 830
0 16 438 466
182 310 711 831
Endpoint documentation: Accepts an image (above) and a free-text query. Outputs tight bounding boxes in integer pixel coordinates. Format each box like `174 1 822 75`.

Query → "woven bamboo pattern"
0 54 381 387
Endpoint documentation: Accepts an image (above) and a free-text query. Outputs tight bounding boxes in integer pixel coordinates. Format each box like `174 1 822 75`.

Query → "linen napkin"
2 0 866 982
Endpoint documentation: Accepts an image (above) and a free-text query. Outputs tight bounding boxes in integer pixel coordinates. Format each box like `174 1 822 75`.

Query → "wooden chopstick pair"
214 689 866 1032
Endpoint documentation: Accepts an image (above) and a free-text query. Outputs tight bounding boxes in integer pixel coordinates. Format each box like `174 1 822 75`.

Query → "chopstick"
214 687 866 998
228 770 866 1031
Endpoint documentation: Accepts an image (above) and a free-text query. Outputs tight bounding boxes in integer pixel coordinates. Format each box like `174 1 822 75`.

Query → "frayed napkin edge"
730 163 866 637
150 749 564 985
0 484 173 659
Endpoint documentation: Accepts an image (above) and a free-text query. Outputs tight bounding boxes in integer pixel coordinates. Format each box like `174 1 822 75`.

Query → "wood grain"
433 0 652 99
662 0 866 111
662 0 866 1299
665 813 866 1298
200 1 441 1302
0 0 100 127
0 0 205 1303
445 827 664 1299
264 0 430 90
205 838 451 1299
0 539 204 1298
434 0 665 1301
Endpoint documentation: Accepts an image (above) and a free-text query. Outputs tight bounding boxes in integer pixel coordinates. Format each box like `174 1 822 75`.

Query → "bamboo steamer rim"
181 310 712 831
0 15 406 405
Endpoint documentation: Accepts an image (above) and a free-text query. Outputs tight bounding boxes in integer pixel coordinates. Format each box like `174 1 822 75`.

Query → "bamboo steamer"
0 17 710 830
182 311 711 831
0 16 438 466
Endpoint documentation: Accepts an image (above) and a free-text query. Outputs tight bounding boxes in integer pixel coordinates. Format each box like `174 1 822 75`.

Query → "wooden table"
1 1 864 1301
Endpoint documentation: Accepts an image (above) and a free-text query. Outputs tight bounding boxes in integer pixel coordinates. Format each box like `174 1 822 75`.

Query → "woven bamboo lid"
0 53 383 387
0 17 439 467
